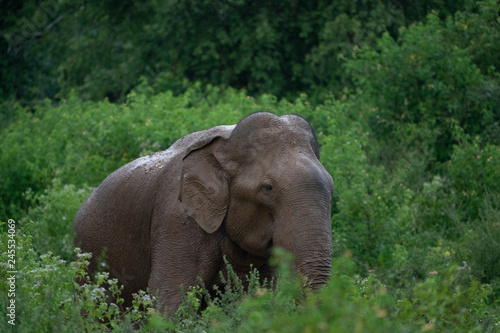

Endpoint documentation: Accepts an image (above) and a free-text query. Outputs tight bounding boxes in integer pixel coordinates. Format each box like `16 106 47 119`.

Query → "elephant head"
179 112 334 288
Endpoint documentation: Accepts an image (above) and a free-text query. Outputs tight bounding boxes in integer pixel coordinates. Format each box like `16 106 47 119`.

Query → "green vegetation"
1 0 499 331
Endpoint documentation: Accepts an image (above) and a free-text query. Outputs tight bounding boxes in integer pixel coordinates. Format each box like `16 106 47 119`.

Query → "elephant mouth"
243 239 273 259
222 237 271 269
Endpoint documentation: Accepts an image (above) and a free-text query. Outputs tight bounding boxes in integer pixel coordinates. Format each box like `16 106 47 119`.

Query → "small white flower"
60 298 72 305
90 287 107 300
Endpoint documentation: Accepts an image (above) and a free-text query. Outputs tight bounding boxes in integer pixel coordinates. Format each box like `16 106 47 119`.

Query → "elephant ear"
179 134 230 234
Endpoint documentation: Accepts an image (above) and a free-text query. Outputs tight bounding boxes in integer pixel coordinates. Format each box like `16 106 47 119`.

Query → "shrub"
197 252 404 333
347 9 499 174
396 265 496 332
410 175 455 235
0 236 159 332
447 137 500 221
452 0 500 89
457 194 500 295
21 179 93 260
316 98 416 269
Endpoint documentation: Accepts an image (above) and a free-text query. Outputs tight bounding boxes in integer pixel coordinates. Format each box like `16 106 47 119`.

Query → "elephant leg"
148 238 201 313
148 229 222 314
148 270 186 314
148 250 199 313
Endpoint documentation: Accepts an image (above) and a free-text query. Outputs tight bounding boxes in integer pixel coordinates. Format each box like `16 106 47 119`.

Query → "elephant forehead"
249 129 314 154
226 113 320 163
245 150 314 178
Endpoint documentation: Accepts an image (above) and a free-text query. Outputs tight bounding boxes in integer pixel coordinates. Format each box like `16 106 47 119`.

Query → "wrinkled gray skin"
74 112 333 313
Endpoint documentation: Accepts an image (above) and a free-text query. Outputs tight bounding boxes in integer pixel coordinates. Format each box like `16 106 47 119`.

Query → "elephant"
73 112 334 313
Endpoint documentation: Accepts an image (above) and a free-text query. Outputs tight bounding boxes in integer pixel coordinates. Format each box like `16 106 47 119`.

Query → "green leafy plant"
396 265 496 332
21 180 93 259
347 9 499 175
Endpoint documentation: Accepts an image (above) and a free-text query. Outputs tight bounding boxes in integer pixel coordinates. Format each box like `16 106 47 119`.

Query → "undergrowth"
1 229 498 332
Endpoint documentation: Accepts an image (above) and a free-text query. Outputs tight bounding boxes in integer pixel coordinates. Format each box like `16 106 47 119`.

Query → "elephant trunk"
274 182 333 289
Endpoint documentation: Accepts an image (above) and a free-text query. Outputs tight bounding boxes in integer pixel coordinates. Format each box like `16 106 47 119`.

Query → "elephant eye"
262 184 273 192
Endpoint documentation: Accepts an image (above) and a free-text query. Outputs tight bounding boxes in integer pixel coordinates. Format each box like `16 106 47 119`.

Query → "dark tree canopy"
1 0 474 106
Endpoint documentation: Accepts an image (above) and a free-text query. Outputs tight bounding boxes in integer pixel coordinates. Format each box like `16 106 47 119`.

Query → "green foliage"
5 235 496 332
0 241 159 332
452 0 500 87
458 195 500 289
2 0 474 106
0 0 62 107
396 265 496 331
199 253 399 333
448 137 500 220
21 179 93 260
313 98 416 271
347 8 500 174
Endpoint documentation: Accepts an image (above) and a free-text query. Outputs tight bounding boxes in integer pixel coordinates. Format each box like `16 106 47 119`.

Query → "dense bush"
347 9 500 174
2 231 498 332
21 180 93 260
448 137 500 221
0 234 157 332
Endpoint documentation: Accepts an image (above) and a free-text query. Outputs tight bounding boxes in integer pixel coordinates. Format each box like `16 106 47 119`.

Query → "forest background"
1 0 499 331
